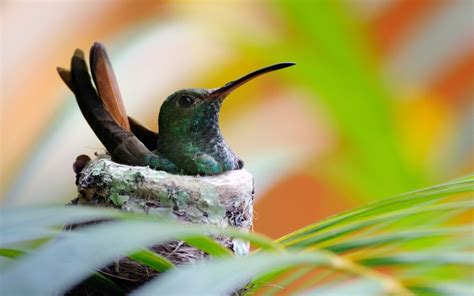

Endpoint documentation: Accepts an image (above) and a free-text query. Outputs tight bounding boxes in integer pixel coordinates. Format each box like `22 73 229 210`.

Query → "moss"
174 191 191 209
109 192 129 207
199 185 226 224
158 190 174 207
108 179 132 207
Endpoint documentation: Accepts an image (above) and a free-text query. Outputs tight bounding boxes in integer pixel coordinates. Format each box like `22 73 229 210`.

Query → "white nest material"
73 156 255 257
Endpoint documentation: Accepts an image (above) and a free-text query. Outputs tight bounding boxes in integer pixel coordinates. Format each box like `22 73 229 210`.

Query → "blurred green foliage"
274 1 420 198
1 175 472 295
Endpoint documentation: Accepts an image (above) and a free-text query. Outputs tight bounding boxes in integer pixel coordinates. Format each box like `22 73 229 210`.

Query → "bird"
57 42 294 176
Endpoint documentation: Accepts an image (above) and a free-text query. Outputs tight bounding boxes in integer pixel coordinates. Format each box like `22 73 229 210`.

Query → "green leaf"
359 253 474 267
409 284 474 296
326 227 471 253
0 249 25 259
0 205 121 246
262 266 314 295
279 176 473 246
132 253 333 296
1 175 471 295
0 214 277 295
0 205 120 230
0 220 206 295
129 249 175 272
0 247 126 295
304 278 385 296
184 236 233 257
285 200 474 249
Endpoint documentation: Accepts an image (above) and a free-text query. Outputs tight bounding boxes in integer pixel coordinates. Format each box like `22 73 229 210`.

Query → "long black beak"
210 62 295 98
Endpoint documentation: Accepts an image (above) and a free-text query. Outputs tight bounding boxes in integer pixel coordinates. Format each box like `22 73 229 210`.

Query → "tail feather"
56 67 73 91
67 49 152 165
90 43 130 131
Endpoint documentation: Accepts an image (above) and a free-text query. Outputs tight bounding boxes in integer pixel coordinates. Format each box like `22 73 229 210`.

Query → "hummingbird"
57 43 294 175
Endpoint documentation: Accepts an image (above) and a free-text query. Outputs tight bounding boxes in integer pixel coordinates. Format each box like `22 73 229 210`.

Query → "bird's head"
158 62 295 139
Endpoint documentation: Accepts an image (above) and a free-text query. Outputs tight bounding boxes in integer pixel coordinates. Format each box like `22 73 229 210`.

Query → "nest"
66 156 254 295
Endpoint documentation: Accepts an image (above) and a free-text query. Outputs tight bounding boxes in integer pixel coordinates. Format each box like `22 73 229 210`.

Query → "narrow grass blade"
184 236 233 257
0 249 25 259
129 249 175 272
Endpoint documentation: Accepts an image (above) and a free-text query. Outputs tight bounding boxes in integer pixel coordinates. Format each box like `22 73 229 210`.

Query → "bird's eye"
178 96 195 108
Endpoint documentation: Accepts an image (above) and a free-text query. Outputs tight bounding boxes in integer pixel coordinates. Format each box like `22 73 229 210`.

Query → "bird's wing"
89 42 130 131
128 117 158 151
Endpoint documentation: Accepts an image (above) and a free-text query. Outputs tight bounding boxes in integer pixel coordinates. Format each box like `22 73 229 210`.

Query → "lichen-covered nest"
66 156 255 295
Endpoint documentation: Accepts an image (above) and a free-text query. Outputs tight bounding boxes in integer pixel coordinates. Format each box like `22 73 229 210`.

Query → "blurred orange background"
1 0 473 239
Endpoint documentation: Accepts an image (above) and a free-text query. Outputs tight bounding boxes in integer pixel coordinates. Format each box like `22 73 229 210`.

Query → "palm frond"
0 175 472 295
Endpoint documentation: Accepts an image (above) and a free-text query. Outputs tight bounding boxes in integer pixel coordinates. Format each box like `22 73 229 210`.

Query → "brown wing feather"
90 42 130 131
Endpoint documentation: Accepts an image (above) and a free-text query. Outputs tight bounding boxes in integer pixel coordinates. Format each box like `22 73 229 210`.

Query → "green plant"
1 175 472 295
